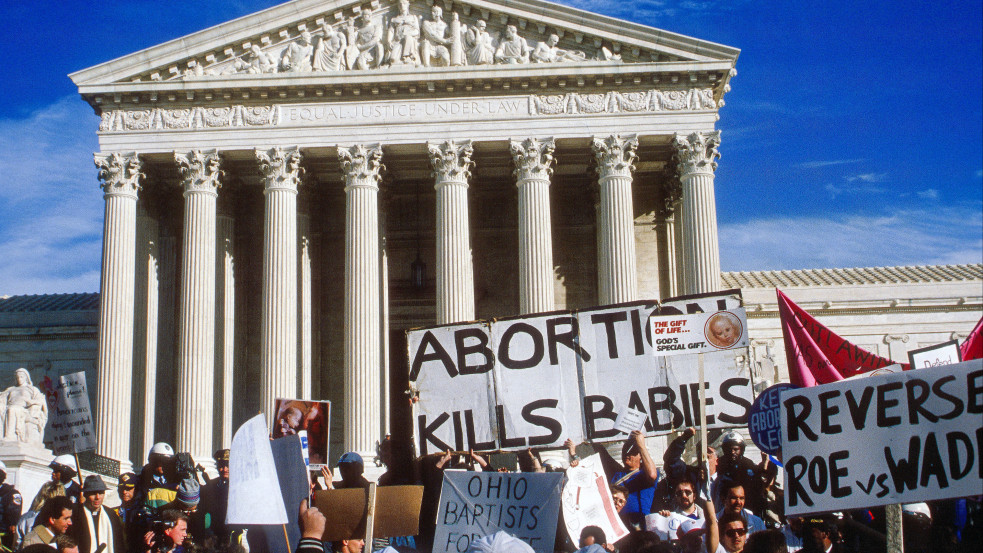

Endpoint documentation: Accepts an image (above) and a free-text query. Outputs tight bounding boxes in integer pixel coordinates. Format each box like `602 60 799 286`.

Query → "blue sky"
0 0 980 295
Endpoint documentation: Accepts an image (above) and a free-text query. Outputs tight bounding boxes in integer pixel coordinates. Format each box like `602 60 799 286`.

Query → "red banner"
960 316 983 361
777 289 904 387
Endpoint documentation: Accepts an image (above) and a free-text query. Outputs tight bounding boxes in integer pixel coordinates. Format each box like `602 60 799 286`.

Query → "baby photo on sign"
704 311 744 349
272 398 330 466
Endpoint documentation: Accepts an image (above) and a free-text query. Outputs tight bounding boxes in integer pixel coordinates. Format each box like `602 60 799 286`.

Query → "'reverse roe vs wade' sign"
408 291 755 455
782 359 983 515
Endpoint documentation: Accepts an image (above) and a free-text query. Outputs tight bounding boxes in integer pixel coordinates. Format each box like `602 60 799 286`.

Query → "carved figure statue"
313 25 347 71
244 45 278 74
495 25 530 64
349 11 385 70
420 5 451 67
531 34 587 63
0 368 48 445
281 30 315 72
463 20 495 65
385 0 421 66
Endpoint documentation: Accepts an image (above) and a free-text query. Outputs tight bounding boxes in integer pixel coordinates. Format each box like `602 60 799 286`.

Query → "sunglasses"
724 528 747 538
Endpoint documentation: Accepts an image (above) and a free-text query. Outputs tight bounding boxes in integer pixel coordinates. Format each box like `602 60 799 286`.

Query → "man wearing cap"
68 476 124 553
200 450 233 546
21 496 74 547
335 452 370 489
159 478 210 543
610 430 659 530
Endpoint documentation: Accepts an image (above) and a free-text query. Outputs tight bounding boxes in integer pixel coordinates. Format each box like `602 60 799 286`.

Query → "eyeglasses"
675 489 694 496
613 498 627 505
724 528 747 538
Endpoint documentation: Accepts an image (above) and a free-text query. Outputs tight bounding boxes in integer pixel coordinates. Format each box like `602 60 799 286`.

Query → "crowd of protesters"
1 427 979 553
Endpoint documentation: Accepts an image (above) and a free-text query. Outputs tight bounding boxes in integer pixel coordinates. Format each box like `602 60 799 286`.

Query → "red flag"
777 289 904 387
960 316 983 361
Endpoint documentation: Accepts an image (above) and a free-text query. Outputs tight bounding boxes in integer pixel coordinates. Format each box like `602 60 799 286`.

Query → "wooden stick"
698 353 709 479
365 482 378 546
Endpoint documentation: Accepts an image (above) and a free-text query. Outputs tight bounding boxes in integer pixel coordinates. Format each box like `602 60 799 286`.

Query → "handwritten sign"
908 340 961 370
782 359 983 515
49 372 96 454
561 455 629 547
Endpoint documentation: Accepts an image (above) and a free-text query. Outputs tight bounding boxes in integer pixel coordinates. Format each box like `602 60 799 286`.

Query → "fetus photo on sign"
705 311 743 349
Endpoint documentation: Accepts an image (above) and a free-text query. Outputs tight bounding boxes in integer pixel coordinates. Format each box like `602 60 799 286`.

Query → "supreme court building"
70 0 739 471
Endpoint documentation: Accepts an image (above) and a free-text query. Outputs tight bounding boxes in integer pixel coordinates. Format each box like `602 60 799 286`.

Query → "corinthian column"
256 147 302 417
174 150 221 469
338 144 384 459
674 131 722 295
592 134 639 304
429 141 476 324
94 152 143 471
510 138 556 314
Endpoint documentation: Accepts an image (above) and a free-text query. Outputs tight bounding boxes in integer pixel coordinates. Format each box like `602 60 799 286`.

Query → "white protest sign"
644 512 696 541
561 454 630 547
908 340 962 370
49 371 96 455
649 308 748 356
614 408 647 434
228 414 289 524
782 359 983 515
434 471 563 553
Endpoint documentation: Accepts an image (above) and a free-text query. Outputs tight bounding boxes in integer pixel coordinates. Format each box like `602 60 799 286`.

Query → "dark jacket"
68 504 125 553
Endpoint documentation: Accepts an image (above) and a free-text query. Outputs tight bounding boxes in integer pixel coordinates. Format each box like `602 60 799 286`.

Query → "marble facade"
71 0 740 469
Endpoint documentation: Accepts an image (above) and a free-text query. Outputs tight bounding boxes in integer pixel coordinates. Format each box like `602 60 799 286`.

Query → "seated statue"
281 30 315 72
349 11 385 70
313 25 347 71
420 5 451 67
0 368 48 445
385 0 421 66
463 19 494 65
495 25 530 64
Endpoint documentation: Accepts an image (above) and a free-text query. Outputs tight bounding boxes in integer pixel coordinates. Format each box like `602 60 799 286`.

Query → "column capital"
673 131 721 177
175 149 223 196
95 152 143 199
428 140 474 185
592 134 638 180
510 138 556 184
256 146 303 193
338 144 385 191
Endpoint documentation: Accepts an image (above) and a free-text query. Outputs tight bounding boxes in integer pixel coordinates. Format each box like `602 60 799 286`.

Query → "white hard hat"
722 431 745 446
903 503 932 520
149 442 175 459
51 455 78 471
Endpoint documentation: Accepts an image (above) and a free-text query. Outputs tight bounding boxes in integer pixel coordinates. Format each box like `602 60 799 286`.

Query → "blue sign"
747 383 796 454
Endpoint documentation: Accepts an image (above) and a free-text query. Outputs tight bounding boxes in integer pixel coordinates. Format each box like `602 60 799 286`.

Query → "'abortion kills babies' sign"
434 471 563 553
782 359 983 515
408 291 755 454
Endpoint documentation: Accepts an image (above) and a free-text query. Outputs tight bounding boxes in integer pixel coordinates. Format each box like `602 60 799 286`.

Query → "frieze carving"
97 87 718 133
155 0 623 82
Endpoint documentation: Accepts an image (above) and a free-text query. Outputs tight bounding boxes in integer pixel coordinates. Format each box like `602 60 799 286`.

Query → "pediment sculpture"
175 0 617 80
0 368 48 446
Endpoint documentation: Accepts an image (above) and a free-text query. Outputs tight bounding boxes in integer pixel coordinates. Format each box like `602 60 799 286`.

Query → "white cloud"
0 97 103 295
719 206 983 271
917 189 939 200
797 159 864 169
844 172 888 183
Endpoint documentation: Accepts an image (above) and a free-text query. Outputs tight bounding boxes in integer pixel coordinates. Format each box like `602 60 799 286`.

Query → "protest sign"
409 291 754 453
315 486 423 541
908 340 961 370
228 414 288 524
434 471 563 553
782 359 983 515
250 435 311 553
272 398 330 466
561 454 629 547
649 308 748 355
644 512 696 541
748 383 796 455
49 371 96 455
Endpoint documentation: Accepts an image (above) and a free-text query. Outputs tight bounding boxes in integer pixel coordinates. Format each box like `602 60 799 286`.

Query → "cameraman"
142 510 188 553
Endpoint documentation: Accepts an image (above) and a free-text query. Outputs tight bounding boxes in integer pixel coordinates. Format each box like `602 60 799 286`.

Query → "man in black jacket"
0 461 22 549
68 476 125 553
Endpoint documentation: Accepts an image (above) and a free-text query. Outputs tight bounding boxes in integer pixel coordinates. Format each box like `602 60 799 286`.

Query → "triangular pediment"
70 0 738 90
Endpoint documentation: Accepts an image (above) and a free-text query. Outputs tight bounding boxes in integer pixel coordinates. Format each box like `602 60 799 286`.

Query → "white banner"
434 471 563 553
49 371 96 455
782 359 983 515
228 414 289 524
649 309 748 356
561 454 630 546
409 292 754 453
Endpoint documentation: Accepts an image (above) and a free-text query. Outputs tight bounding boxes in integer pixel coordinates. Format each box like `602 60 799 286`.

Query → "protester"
713 511 748 553
142 510 188 553
20 496 74 548
0 461 23 549
18 480 65 546
335 452 369 489
616 531 660 553
718 481 765 536
611 430 659 530
800 517 842 553
296 499 327 553
676 518 707 553
578 526 607 548
715 432 764 515
657 474 704 522
53 534 80 553
743 529 787 553
68 476 124 553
